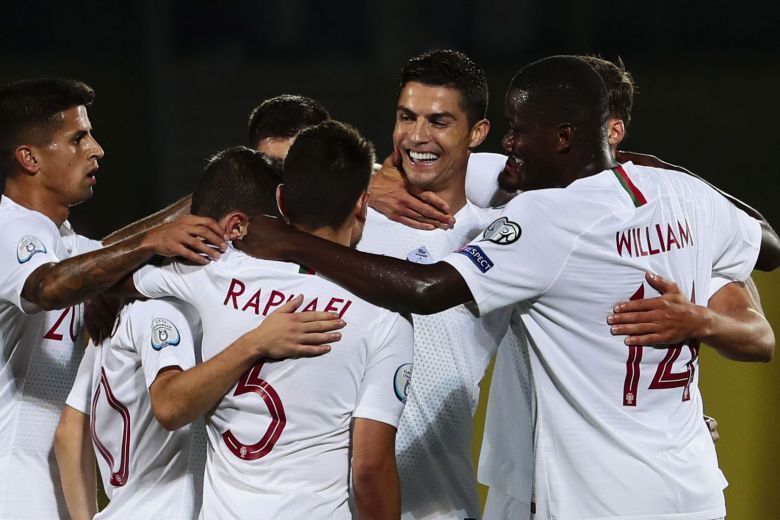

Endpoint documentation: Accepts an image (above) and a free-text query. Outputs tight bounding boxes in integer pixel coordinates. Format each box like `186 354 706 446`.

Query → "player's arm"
237 216 472 315
150 295 344 430
609 272 774 361
368 151 454 230
101 195 192 245
21 215 227 311
615 150 780 271
351 418 400 520
54 406 97 520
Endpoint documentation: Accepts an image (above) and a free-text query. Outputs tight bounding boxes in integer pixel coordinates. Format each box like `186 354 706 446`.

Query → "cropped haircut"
282 120 375 230
191 146 281 221
0 78 94 179
510 55 609 142
581 56 636 128
247 95 330 148
399 50 488 126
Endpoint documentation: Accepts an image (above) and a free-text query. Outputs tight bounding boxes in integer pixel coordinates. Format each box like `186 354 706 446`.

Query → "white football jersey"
66 298 207 519
0 195 101 519
358 203 510 520
133 247 414 520
443 163 761 519
465 153 512 209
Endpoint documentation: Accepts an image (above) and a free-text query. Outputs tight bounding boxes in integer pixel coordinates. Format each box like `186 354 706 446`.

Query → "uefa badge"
151 318 181 350
480 217 521 244
393 363 413 403
16 235 47 264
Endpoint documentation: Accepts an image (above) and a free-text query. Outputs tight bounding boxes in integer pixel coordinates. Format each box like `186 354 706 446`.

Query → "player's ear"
556 123 574 153
355 191 369 223
275 184 290 222
607 119 626 149
13 145 40 175
224 212 249 240
468 118 490 149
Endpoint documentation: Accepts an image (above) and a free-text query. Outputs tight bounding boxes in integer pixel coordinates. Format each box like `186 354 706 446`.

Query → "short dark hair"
581 55 636 128
399 50 488 126
0 78 94 179
247 95 330 148
510 55 609 143
191 146 280 220
282 121 375 230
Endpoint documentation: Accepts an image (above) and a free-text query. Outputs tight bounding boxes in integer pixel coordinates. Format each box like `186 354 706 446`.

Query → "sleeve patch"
480 217 521 244
151 318 181 350
393 363 413 403
456 244 494 273
17 235 47 263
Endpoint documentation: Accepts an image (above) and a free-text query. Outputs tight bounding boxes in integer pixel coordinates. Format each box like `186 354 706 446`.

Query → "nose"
410 119 430 144
89 135 105 160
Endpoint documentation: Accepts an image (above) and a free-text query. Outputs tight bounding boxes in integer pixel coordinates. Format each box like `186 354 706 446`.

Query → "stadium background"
2 2 778 517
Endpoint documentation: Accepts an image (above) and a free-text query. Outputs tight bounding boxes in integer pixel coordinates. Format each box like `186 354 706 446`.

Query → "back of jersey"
134 248 413 520
443 162 760 519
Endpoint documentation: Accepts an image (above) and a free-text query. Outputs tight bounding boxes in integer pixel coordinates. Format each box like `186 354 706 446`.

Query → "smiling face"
33 105 104 207
498 88 560 193
394 82 485 193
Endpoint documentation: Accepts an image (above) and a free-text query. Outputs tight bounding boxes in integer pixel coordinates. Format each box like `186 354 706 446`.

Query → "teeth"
409 151 439 162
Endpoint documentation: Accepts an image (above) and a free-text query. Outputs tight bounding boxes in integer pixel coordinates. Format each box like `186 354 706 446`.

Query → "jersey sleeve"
441 195 575 316
353 311 414 428
135 299 200 388
65 346 97 414
707 275 733 301
705 187 761 282
0 215 65 313
465 153 509 208
66 233 103 256
133 261 199 301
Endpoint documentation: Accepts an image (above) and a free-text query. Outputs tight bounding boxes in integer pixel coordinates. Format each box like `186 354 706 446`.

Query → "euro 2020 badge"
151 318 181 351
16 235 47 264
394 363 413 403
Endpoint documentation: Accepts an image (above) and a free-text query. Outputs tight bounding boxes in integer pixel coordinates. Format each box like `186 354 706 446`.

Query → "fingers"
416 192 454 226
608 310 660 325
613 297 664 313
299 331 343 345
302 318 346 334
391 146 403 170
610 322 662 337
287 344 332 358
645 272 680 295
274 294 304 314
622 333 667 346
179 215 230 243
398 194 453 229
397 216 436 231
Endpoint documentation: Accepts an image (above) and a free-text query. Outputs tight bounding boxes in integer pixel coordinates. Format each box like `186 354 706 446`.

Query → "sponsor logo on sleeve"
393 363 413 403
16 235 47 264
456 245 494 273
151 318 181 351
480 217 521 244
406 245 434 264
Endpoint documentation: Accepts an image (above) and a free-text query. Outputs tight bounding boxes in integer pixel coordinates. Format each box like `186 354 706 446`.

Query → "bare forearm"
353 465 400 520
151 338 258 430
23 233 154 310
54 408 98 520
102 195 192 245
699 307 774 361
239 224 470 314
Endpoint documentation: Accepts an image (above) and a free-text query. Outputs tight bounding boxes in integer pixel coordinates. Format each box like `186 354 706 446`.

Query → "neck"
430 180 467 215
3 176 69 227
295 222 353 247
560 144 618 187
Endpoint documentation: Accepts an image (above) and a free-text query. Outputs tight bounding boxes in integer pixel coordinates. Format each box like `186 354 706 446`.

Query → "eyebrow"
396 106 457 120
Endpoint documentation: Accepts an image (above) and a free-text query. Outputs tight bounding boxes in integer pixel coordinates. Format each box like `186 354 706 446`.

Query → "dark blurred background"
2 1 779 516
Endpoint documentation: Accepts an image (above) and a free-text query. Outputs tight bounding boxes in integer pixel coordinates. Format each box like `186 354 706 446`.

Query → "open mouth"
86 169 98 184
407 150 440 165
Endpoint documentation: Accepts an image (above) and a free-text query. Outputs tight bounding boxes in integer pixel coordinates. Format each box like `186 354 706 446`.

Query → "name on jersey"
616 219 693 258
223 278 353 318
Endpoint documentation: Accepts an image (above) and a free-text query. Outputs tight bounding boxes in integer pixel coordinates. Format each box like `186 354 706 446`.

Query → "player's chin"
498 167 523 193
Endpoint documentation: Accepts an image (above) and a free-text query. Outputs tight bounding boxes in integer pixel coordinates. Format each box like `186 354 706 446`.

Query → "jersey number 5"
622 284 700 407
222 361 286 460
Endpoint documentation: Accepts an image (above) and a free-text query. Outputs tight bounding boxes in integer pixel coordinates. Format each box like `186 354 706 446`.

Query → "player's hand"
85 293 122 346
704 415 720 444
141 214 228 265
368 152 454 231
241 294 345 359
608 272 709 346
